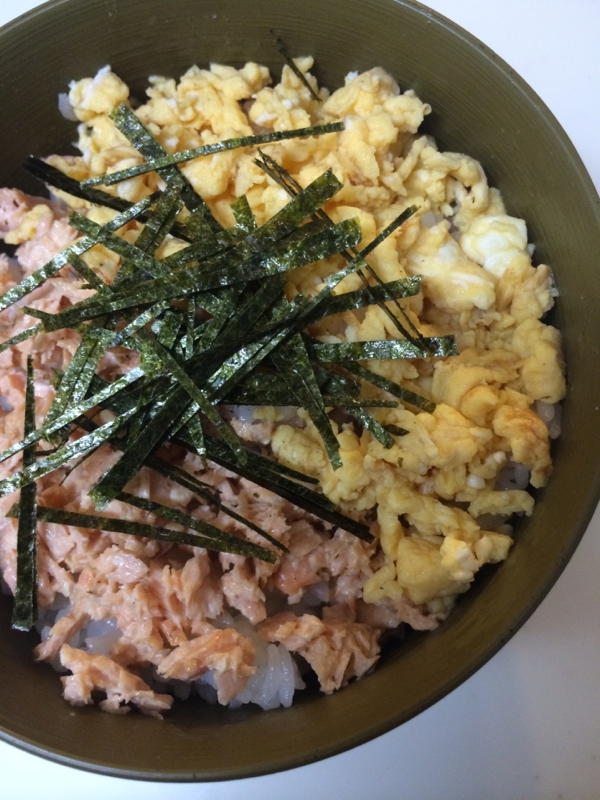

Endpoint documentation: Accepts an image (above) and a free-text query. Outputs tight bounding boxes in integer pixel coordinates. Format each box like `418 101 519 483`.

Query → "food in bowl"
0 54 565 717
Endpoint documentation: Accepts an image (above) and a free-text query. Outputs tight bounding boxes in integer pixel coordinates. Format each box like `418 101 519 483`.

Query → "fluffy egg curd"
0 56 566 708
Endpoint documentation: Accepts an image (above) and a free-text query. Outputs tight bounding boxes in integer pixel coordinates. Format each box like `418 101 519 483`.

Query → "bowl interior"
1 0 600 781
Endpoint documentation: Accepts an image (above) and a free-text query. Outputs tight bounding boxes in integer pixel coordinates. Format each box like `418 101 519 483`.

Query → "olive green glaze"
1 0 599 782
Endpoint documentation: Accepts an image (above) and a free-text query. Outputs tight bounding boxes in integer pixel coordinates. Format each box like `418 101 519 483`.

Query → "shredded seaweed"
0 407 137 499
306 335 458 362
272 32 321 102
0 196 153 314
11 357 38 631
342 360 436 412
117 491 286 553
7 504 277 563
83 121 343 186
0 92 461 564
346 406 394 449
0 325 40 355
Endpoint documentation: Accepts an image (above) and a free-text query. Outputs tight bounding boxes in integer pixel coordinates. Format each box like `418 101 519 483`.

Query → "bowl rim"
1 0 599 782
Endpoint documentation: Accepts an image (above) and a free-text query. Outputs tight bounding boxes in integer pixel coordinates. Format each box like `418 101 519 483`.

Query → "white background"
1 1 599 798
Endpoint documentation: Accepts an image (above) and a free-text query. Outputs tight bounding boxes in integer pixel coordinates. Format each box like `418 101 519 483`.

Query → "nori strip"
255 151 423 344
82 122 343 187
183 297 196 360
11 356 38 631
383 424 408 436
106 104 223 236
272 32 321 102
153 310 183 350
67 252 111 295
68 213 167 279
0 196 154 313
118 491 286 553
346 406 394 449
8 505 277 563
24 156 146 214
43 331 106 427
342 360 436 413
301 276 422 325
23 158 196 242
0 407 137 499
183 412 206 459
203 436 373 542
73 409 290 545
0 366 146 465
136 329 246 459
271 333 342 469
37 217 361 328
306 335 459 362
0 325 40 355
230 195 257 234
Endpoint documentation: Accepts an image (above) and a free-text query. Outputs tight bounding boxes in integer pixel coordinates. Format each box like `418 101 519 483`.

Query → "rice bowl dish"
0 50 566 721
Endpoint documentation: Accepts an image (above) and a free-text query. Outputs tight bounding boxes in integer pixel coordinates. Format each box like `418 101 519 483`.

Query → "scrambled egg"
49 59 565 614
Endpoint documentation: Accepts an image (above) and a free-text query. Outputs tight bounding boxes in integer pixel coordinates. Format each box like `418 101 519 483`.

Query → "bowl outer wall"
0 0 599 782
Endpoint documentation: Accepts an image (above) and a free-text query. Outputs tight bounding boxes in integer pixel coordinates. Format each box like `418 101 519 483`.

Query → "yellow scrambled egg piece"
59 60 566 613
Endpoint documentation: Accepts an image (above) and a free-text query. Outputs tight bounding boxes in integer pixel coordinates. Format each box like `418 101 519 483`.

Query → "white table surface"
1 1 599 797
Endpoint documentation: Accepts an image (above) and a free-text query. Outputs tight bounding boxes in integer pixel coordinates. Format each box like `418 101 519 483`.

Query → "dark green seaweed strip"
203 217 361 291
271 333 342 469
218 275 287 350
306 335 458 362
203 435 335 510
86 375 237 511
88 396 184 510
230 195 257 234
43 332 102 427
0 407 136 499
168 323 293 444
180 207 219 245
272 32 321 102
0 366 146 465
68 213 168 278
342 360 436 412
23 158 195 242
37 218 361 329
67 252 111 294
312 363 360 397
106 104 223 236
135 329 246 460
203 436 373 542
73 412 283 544
183 412 206 459
204 318 296 404
7 505 277 563
24 156 145 214
223 384 396 408
153 310 183 350
117 491 286 554
255 151 422 342
112 185 183 288
382 424 408 437
132 184 183 253
82 123 343 187
0 196 154 314
301 277 422 325
346 406 394 449
184 297 196 360
79 371 322 488
0 325 40 355
43 327 117 444
74 170 346 315
116 301 172 345
11 357 38 631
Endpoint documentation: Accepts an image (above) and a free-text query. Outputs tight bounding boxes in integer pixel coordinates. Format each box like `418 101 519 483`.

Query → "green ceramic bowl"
1 0 599 782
